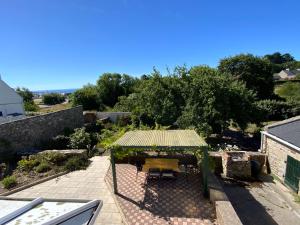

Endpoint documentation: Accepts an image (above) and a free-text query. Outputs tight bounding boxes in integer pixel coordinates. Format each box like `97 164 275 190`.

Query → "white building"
0 78 24 118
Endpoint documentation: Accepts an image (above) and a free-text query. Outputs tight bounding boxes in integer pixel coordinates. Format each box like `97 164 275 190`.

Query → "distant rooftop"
114 130 206 149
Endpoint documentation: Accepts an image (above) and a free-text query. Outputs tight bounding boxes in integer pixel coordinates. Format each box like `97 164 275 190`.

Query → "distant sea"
33 88 78 95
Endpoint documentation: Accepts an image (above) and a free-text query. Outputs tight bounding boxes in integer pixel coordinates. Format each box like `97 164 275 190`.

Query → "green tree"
264 52 297 73
264 52 295 64
16 87 38 111
178 66 256 135
16 87 34 103
97 73 138 107
71 85 103 110
218 54 274 99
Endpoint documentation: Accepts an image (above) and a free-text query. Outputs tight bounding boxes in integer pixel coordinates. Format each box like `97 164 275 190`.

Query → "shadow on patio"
106 164 216 225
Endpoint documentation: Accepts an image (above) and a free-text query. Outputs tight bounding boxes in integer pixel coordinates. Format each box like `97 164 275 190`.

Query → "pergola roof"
113 130 206 149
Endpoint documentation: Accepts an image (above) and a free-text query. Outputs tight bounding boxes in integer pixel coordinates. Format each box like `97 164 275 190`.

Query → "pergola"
110 130 209 196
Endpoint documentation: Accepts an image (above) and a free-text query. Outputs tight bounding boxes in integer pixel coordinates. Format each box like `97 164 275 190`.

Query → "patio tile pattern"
106 164 216 225
10 156 124 225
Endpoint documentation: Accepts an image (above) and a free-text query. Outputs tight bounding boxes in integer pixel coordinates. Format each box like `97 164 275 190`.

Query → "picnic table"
142 158 180 172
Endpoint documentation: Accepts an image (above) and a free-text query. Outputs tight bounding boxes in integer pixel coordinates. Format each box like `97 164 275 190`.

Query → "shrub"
69 128 94 149
0 139 16 163
17 158 40 172
35 161 51 173
42 93 65 105
50 135 70 150
255 99 300 121
41 152 67 165
276 82 300 102
71 85 103 110
64 156 89 171
116 115 132 127
84 120 103 133
24 101 39 112
2 176 17 189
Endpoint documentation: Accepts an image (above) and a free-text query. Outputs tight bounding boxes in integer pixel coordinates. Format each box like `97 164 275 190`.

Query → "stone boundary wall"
0 106 83 153
96 112 131 123
207 172 242 225
216 201 242 225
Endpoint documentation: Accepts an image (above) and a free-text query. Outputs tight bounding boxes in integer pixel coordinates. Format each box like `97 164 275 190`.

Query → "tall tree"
264 52 296 73
97 73 137 107
16 87 34 103
178 66 256 135
72 84 103 110
264 52 295 64
218 54 274 99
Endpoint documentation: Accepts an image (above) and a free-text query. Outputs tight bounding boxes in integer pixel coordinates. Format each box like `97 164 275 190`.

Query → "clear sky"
1 0 299 90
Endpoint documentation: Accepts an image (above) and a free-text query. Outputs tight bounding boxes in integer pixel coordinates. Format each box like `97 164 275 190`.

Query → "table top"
142 158 180 172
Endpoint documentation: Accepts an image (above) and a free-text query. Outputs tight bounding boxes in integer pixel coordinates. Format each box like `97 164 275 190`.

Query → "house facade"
261 116 300 193
274 69 300 80
0 78 25 118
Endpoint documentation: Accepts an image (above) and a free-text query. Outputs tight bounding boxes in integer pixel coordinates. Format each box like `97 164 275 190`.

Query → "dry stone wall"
0 106 83 154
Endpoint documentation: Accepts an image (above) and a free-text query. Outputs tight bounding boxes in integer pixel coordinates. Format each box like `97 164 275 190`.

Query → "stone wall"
96 112 131 123
0 106 84 153
264 136 300 182
210 151 266 177
222 151 252 179
216 201 243 225
207 172 242 225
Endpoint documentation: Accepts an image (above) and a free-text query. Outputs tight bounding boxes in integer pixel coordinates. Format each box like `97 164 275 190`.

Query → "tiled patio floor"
106 164 216 225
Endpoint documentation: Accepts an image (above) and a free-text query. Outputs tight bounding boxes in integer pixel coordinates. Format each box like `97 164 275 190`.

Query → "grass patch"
64 156 90 171
2 176 17 189
38 102 72 114
35 161 51 173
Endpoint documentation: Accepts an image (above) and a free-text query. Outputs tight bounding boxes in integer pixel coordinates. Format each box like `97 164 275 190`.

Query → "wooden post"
202 146 209 197
111 148 118 194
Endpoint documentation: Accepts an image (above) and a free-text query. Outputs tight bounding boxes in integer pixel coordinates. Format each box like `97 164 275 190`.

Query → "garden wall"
96 112 131 123
0 106 84 154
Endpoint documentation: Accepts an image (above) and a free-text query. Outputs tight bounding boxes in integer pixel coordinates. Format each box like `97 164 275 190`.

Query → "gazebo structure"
110 130 209 196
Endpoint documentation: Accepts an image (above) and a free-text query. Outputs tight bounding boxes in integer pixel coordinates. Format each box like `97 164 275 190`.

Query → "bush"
41 152 67 165
64 156 89 171
35 161 51 173
255 99 300 121
0 139 16 163
116 115 132 127
48 135 70 150
69 128 98 149
71 85 103 110
17 158 40 172
276 82 300 102
24 101 39 112
2 176 17 189
84 120 103 133
42 93 65 105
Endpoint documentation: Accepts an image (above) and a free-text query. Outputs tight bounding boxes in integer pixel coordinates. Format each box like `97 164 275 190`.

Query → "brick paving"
10 156 124 225
106 164 216 225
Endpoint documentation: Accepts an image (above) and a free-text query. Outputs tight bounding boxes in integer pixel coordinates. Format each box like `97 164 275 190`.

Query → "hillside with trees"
71 52 300 136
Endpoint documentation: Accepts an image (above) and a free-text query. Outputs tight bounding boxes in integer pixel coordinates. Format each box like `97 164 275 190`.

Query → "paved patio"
106 164 216 225
10 156 124 225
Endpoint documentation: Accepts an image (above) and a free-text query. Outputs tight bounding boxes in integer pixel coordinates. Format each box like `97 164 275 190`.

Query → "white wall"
0 103 24 117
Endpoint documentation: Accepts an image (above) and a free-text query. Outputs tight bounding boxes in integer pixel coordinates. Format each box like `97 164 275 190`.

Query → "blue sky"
1 0 299 90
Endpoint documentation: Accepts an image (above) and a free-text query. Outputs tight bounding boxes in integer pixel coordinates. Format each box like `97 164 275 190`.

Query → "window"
0 111 2 117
